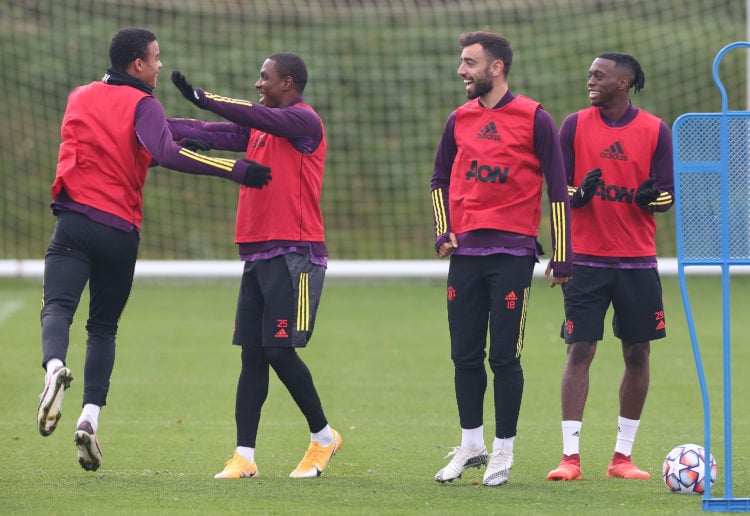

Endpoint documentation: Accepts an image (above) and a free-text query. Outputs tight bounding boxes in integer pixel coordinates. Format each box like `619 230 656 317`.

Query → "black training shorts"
561 264 666 344
233 252 325 348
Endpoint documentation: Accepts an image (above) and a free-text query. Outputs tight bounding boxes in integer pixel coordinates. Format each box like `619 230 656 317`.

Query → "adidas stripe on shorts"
233 252 325 348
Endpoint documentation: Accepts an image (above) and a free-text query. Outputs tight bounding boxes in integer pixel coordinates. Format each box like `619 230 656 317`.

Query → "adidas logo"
274 328 289 338
655 320 666 331
476 121 501 141
600 141 628 161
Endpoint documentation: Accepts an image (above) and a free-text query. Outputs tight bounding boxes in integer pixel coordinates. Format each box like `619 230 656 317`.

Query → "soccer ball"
662 443 718 494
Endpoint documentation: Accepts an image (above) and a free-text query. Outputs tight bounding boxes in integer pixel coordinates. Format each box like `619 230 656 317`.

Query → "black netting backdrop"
1 0 746 260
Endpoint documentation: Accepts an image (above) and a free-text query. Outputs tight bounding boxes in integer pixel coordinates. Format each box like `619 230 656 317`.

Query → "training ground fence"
0 0 746 275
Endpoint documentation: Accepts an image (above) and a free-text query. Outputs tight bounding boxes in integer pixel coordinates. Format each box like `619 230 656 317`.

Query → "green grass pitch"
1 275 749 514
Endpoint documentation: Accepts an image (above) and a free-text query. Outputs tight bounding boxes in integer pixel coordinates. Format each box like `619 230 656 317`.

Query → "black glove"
576 168 603 205
171 70 204 108
178 138 211 151
635 178 660 207
232 159 271 189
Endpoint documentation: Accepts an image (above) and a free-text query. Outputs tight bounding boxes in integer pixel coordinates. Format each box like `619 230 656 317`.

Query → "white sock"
236 446 255 463
312 425 333 446
460 425 485 451
77 404 101 433
45 358 64 379
562 420 582 456
492 436 515 455
614 416 640 456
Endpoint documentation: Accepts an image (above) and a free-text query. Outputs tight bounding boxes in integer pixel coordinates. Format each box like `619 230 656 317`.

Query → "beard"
467 72 493 100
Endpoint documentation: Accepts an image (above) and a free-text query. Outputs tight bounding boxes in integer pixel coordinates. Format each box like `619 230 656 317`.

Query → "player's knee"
451 353 485 370
567 341 597 366
264 346 298 367
623 341 650 369
488 357 522 376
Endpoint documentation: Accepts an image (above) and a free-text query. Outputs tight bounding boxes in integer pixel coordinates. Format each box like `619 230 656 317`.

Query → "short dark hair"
109 28 156 72
268 52 308 94
459 31 513 77
597 52 645 94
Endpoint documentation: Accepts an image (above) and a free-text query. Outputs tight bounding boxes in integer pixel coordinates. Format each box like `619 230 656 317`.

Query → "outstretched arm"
167 117 250 153
135 97 270 188
171 70 321 146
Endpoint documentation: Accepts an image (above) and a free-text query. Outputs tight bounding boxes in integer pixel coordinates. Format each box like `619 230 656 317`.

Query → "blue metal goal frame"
673 41 750 512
